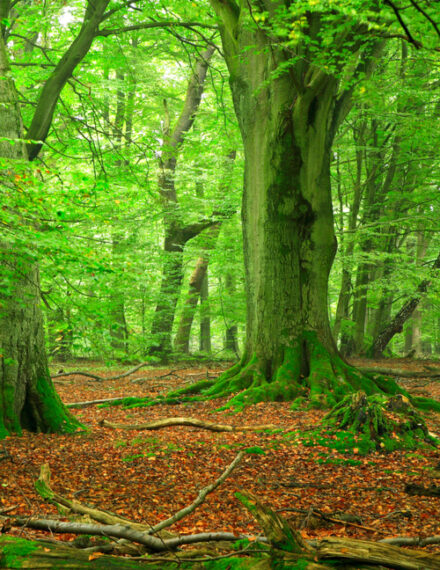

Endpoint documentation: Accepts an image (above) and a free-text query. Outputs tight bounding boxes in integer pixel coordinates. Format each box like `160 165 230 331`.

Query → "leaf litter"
0 359 440 552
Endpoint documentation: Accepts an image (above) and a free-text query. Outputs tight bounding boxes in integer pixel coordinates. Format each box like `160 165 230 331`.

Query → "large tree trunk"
0 37 79 437
178 3 396 408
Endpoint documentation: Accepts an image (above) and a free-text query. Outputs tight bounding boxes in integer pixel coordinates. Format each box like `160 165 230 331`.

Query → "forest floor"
1 358 440 555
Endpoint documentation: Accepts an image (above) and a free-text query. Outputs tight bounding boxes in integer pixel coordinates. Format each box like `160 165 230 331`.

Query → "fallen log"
0 536 161 569
358 366 440 379
100 417 279 432
316 537 440 569
237 491 440 570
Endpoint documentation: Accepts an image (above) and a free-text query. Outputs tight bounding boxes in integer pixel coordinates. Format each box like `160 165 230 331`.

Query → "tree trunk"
370 251 440 358
0 36 80 437
224 272 239 355
199 273 211 353
182 4 395 407
174 224 221 354
148 47 215 356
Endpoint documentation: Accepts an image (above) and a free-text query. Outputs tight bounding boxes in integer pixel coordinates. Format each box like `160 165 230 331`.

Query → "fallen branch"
52 361 150 382
35 464 154 533
149 451 243 534
14 517 244 551
67 397 129 408
380 535 440 547
100 417 279 432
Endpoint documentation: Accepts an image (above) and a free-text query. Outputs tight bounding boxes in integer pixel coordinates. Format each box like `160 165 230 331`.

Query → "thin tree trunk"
370 251 440 357
174 225 220 353
199 273 211 353
149 47 216 355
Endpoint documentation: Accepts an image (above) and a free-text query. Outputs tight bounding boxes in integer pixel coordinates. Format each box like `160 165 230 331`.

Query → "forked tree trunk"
174 224 220 353
0 37 79 437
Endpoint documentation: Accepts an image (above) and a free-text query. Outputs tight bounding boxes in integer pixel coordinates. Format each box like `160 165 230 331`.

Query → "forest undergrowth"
1 358 440 555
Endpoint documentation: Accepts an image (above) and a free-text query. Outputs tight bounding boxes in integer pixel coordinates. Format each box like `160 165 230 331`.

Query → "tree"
176 0 439 407
0 0 112 437
0 36 79 437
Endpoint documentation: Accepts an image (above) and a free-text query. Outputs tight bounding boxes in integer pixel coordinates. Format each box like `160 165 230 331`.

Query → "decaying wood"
316 536 440 569
0 536 156 569
238 491 440 570
100 417 279 432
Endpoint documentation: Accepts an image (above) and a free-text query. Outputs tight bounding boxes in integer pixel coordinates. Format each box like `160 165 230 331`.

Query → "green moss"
0 536 39 567
411 396 440 413
35 375 82 433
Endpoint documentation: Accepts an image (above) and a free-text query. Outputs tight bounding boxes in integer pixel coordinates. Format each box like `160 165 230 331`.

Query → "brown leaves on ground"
1 359 440 551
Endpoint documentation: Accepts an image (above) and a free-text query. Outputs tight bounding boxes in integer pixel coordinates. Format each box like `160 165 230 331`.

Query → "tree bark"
370 251 440 357
148 47 215 356
179 2 392 407
174 225 221 353
0 36 80 437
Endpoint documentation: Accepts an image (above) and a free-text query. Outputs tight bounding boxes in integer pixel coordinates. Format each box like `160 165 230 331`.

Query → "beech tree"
0 0 111 436
180 0 439 407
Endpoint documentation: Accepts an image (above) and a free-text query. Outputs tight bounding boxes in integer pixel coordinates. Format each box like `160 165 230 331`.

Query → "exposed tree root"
157 332 406 410
100 418 279 432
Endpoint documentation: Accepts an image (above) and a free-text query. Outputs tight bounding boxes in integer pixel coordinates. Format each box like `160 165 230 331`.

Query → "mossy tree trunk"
0 36 80 437
193 1 394 407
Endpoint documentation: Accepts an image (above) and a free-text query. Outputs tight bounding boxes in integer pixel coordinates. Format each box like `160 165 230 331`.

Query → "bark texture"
172 1 391 407
0 32 80 437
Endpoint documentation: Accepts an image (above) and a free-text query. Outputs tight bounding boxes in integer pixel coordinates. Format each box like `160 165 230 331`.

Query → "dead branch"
52 361 150 381
100 417 279 432
380 535 440 547
14 517 245 550
67 397 129 408
148 451 243 534
35 464 154 533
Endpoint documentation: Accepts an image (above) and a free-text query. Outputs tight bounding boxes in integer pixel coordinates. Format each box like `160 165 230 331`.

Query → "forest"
1 0 440 568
